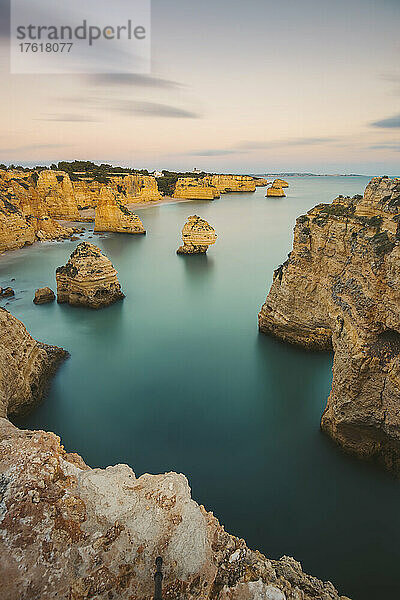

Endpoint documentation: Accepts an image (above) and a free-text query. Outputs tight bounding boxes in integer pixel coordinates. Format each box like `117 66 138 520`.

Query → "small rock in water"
0 287 15 298
33 287 56 305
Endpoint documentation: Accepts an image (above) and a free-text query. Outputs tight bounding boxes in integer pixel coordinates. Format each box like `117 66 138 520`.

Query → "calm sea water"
2 176 399 600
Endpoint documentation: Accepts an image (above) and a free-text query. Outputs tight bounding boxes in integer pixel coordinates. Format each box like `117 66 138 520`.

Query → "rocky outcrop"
177 215 217 254
0 417 349 600
266 182 285 197
254 178 270 187
36 171 80 220
33 287 56 305
259 177 400 472
56 242 125 309
73 180 102 209
173 178 220 200
0 287 15 298
94 188 146 234
0 308 68 417
274 179 289 188
209 175 256 193
114 174 162 203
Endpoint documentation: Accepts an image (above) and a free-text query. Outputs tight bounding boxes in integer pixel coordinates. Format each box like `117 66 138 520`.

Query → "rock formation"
114 174 162 203
177 215 217 254
94 188 146 234
36 170 80 220
56 242 125 309
33 287 56 305
266 182 286 197
0 308 68 417
209 175 256 193
254 178 270 187
73 180 102 209
274 179 289 188
173 178 220 200
259 176 400 472
0 417 348 600
0 287 14 298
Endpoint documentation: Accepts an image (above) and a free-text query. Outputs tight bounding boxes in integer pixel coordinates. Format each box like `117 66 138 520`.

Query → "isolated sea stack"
33 287 55 305
56 242 124 309
259 176 400 472
177 215 217 254
0 308 68 417
94 187 146 234
266 180 286 197
274 178 289 188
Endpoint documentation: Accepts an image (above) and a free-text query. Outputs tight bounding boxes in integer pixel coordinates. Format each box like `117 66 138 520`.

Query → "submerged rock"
33 287 55 305
0 308 68 417
259 176 400 472
177 215 217 254
56 242 125 309
94 187 146 234
0 417 348 600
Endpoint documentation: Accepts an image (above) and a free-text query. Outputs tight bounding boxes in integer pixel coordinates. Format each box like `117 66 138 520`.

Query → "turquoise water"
2 176 399 600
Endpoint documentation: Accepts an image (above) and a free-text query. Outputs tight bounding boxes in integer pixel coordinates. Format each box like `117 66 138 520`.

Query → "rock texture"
0 308 68 417
210 175 256 194
36 170 80 220
274 179 289 188
173 178 220 200
56 242 125 309
0 418 349 600
266 183 285 197
94 188 146 234
177 215 217 254
254 178 270 187
259 177 400 472
33 287 56 305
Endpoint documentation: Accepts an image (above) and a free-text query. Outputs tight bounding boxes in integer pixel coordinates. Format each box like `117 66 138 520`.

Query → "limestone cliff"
56 242 125 309
173 177 220 200
210 175 256 193
73 180 102 209
254 178 270 187
37 170 80 219
113 174 162 203
94 188 146 234
0 417 349 600
177 215 217 254
259 177 400 472
0 308 68 417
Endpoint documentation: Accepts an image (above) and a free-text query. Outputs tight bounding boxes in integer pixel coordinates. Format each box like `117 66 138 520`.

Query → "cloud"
370 143 400 151
114 101 200 119
235 137 337 150
370 114 400 128
87 73 183 90
0 143 70 153
38 114 98 122
189 149 242 157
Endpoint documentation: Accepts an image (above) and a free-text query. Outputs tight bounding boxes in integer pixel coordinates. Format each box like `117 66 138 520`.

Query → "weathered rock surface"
33 287 56 305
0 287 15 298
114 174 162 203
173 178 220 200
0 308 68 417
56 242 125 309
94 188 146 234
210 175 256 193
266 183 285 197
0 417 349 600
37 170 80 220
274 179 289 188
259 177 400 472
177 215 217 254
254 178 270 187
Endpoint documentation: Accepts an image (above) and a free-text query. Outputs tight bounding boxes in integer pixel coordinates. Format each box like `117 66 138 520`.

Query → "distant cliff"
259 177 400 472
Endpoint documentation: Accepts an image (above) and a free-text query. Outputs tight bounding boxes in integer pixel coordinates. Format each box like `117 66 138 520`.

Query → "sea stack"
94 187 146 234
177 215 217 254
0 308 68 417
33 287 55 305
56 242 125 309
266 181 286 197
259 176 400 473
274 178 289 188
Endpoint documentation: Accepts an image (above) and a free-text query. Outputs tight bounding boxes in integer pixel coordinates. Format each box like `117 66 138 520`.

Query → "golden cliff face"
0 308 68 417
209 175 256 193
56 242 125 309
177 215 217 254
73 180 103 209
94 187 146 234
36 170 80 220
114 174 162 203
173 177 220 200
259 177 400 472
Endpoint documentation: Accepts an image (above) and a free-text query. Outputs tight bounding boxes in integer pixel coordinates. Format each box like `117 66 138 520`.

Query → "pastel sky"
0 0 399 174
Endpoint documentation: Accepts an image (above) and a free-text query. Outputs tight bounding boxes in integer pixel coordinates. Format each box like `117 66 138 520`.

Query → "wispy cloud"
0 143 70 153
87 73 183 90
189 149 242 157
235 137 337 150
370 114 400 128
38 114 99 123
370 143 400 151
113 101 200 119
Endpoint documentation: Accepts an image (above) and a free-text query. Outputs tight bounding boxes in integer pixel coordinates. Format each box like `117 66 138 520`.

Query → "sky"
0 0 399 174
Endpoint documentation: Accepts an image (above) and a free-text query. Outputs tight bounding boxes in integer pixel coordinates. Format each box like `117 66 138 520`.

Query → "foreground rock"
0 308 68 417
33 287 56 305
94 188 146 234
0 418 349 600
177 215 217 254
259 177 400 472
56 242 124 309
